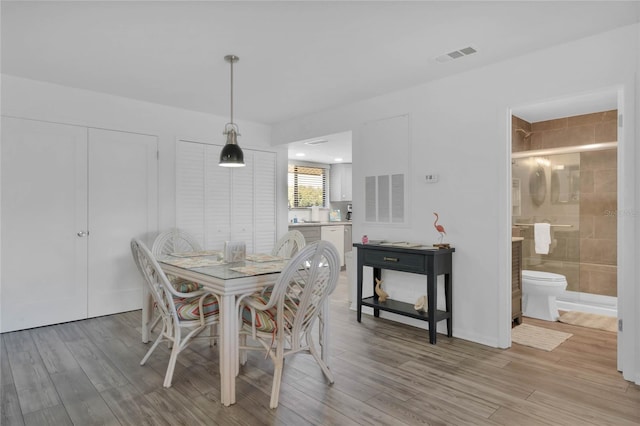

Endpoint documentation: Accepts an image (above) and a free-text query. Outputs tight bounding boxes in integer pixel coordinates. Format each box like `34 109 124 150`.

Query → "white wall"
272 24 639 382
1 75 290 238
632 22 640 384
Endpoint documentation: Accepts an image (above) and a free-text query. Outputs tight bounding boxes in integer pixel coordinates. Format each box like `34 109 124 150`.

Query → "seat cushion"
173 294 219 321
241 294 298 334
169 276 202 293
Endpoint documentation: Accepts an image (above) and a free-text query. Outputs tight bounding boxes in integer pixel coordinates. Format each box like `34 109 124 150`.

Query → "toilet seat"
522 270 566 283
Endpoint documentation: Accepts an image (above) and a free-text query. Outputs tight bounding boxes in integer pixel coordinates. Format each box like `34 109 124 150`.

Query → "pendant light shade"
219 125 244 166
219 54 245 167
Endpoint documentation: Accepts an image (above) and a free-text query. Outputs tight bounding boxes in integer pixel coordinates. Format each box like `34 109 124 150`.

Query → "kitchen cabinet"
344 225 352 254
330 163 352 202
1 117 158 332
177 140 276 254
290 223 351 266
321 225 345 266
290 225 321 243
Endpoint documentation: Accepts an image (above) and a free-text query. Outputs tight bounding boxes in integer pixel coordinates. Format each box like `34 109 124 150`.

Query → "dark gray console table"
353 243 455 344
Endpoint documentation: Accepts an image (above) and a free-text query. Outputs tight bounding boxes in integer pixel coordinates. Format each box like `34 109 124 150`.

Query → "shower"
511 110 618 317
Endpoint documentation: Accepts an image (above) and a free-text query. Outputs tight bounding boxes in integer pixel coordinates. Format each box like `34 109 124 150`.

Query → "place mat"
169 250 222 258
230 261 287 276
245 253 285 263
512 323 572 351
161 257 226 268
559 311 617 333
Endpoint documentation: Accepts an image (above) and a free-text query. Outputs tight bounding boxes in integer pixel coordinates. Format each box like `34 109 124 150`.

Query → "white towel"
534 223 551 254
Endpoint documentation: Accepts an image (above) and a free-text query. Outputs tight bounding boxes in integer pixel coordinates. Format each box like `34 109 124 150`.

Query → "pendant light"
219 54 245 167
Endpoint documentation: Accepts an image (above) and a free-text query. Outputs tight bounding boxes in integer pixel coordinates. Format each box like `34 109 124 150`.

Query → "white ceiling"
287 130 353 164
2 1 638 163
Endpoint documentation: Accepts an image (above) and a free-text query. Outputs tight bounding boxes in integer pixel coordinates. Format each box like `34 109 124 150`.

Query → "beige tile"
581 149 617 170
580 170 594 194
579 263 617 296
595 120 617 142
532 117 567 131
579 215 594 238
566 124 595 146
601 109 618 122
594 169 617 193
529 132 543 150
512 133 530 152
548 237 567 260
513 115 531 131
540 128 569 149
580 192 616 216
567 111 608 127
594 215 617 239
565 236 580 261
580 238 617 265
564 266 580 292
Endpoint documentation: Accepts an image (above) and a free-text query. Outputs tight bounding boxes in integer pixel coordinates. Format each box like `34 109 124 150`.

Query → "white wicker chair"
142 229 205 339
238 240 340 408
152 228 202 257
270 230 306 258
131 238 219 387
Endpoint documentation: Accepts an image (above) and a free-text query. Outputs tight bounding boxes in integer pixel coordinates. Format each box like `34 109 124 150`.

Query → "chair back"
152 228 202 257
131 238 179 325
271 230 306 258
271 240 339 346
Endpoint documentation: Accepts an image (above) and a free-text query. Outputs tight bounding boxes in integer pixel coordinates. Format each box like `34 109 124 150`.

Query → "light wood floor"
2 274 638 425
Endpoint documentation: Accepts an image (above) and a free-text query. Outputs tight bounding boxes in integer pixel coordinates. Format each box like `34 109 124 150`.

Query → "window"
288 164 327 208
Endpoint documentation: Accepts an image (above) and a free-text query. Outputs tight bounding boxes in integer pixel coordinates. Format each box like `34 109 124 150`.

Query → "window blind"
288 164 327 208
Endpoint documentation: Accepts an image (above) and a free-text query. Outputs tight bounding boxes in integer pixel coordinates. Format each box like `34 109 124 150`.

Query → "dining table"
141 251 330 406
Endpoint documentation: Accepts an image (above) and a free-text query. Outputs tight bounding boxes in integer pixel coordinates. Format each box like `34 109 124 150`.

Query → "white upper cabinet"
330 163 352 202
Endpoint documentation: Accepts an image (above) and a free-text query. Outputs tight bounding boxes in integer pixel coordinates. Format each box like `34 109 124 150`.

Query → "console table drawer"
363 250 425 273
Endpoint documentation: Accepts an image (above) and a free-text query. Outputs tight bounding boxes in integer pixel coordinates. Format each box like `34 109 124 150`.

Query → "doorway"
508 88 625 371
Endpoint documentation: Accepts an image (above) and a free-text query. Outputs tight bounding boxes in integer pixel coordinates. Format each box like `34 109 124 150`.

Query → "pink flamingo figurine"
433 212 446 243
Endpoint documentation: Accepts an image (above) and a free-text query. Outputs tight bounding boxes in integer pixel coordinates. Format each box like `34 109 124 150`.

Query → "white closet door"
231 151 254 253
254 151 277 253
204 144 231 249
176 141 277 256
176 141 206 246
87 128 158 317
1 117 88 332
176 141 232 250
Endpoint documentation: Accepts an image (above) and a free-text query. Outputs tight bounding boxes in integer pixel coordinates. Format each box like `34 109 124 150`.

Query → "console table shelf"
360 296 451 322
354 243 455 344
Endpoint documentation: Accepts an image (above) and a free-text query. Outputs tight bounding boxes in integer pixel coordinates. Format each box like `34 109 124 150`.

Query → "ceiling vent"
435 46 477 63
304 139 328 145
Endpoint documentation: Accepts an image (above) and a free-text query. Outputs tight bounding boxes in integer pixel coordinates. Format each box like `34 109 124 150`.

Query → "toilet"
522 270 567 321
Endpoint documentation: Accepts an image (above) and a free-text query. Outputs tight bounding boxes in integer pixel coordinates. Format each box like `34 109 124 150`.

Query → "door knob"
77 231 89 237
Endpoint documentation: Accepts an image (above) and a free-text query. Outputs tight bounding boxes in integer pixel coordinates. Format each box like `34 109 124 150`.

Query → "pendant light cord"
225 54 239 128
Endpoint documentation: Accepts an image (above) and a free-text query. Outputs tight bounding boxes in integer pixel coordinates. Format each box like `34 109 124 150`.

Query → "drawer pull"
383 257 399 262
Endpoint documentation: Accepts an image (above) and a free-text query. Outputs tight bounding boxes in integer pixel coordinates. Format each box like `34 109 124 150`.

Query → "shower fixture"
515 128 532 139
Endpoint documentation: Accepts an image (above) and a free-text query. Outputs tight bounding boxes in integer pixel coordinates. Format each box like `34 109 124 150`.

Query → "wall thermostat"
425 174 439 183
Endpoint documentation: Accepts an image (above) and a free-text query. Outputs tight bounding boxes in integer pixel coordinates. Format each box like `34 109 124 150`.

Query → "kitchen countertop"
289 221 352 227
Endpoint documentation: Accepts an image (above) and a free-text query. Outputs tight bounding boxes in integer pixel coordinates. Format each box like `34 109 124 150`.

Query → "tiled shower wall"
512 110 617 297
